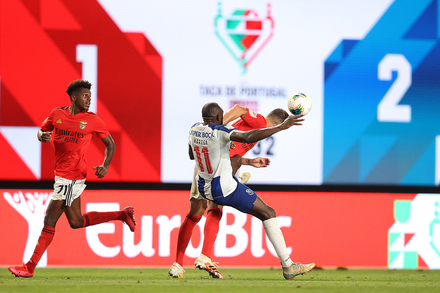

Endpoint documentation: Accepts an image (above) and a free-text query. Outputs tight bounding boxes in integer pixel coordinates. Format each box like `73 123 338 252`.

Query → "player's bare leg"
9 197 136 278
44 199 68 227
63 197 85 228
230 154 242 174
231 154 251 184
64 197 136 231
249 195 315 280
188 197 207 217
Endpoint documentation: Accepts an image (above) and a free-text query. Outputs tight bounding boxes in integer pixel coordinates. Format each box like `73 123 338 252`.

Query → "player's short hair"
66 79 92 99
266 108 289 125
202 102 222 118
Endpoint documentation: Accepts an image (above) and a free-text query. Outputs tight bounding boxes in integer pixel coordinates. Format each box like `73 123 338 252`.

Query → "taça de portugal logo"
214 2 274 74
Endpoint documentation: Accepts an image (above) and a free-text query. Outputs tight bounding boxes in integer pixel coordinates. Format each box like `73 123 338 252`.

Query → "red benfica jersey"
229 108 267 157
41 107 109 180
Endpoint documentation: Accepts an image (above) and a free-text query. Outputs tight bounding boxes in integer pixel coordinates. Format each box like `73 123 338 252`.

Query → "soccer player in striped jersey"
169 105 290 278
186 102 314 280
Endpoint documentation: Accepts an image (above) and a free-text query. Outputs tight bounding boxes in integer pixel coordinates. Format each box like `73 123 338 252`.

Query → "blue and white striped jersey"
188 122 238 200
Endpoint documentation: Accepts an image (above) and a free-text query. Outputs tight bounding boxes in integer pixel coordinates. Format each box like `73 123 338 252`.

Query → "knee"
43 214 57 227
267 206 276 219
189 199 207 217
260 206 276 221
68 218 84 229
230 155 242 174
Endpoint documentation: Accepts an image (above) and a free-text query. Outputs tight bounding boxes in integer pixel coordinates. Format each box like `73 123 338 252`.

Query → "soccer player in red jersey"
169 104 289 278
8 80 136 278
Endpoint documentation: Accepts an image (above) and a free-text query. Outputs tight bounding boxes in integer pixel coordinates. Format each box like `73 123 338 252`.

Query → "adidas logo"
56 119 62 123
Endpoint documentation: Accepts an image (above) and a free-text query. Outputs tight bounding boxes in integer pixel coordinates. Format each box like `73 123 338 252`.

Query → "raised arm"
223 104 248 125
92 134 115 178
230 115 304 143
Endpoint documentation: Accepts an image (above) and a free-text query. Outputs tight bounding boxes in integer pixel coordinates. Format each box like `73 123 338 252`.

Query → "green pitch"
1 267 439 293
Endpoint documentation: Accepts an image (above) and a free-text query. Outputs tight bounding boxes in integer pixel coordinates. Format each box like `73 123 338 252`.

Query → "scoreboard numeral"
377 54 412 123
252 137 275 156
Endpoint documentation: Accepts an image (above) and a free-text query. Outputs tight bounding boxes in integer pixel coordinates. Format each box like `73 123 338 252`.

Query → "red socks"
201 208 222 258
83 211 125 227
25 211 126 272
175 214 201 265
27 225 55 273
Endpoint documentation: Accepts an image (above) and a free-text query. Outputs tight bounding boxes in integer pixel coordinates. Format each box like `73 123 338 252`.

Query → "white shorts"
52 176 87 207
189 164 241 200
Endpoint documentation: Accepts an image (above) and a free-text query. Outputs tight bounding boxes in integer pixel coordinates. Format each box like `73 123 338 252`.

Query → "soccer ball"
287 93 312 116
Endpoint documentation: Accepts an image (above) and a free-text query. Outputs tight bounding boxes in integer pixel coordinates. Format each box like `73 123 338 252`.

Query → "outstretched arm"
93 134 115 178
230 115 304 143
223 104 248 125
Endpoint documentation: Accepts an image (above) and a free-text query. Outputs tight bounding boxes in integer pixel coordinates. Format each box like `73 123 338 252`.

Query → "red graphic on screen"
0 190 418 268
0 0 162 182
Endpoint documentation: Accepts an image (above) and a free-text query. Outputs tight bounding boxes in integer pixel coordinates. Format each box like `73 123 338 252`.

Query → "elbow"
235 105 248 117
107 141 115 151
108 137 116 150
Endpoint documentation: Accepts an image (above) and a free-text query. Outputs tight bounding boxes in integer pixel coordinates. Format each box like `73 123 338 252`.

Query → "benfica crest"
80 121 87 130
214 2 274 74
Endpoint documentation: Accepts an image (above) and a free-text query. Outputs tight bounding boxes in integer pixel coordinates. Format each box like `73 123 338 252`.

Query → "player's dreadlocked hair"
66 79 92 99
266 108 289 125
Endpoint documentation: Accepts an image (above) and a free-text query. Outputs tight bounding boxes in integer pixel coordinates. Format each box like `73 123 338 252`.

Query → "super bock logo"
214 2 274 74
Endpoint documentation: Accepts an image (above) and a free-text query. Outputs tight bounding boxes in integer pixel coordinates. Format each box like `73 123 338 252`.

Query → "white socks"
263 218 293 268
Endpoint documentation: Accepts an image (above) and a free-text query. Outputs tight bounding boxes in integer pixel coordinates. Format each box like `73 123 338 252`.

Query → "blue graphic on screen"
324 0 440 186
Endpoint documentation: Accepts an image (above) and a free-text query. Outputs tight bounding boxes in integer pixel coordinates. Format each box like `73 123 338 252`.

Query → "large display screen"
1 0 439 187
2 189 440 269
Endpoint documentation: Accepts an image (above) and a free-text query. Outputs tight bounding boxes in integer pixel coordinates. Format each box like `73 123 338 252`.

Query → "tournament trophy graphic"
214 2 274 74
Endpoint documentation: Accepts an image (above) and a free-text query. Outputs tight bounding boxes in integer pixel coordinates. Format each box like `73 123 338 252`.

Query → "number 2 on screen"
377 54 412 123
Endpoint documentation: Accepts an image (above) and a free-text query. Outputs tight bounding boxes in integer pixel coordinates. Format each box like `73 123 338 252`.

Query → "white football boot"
168 262 185 278
283 262 315 280
238 172 251 184
194 254 223 279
